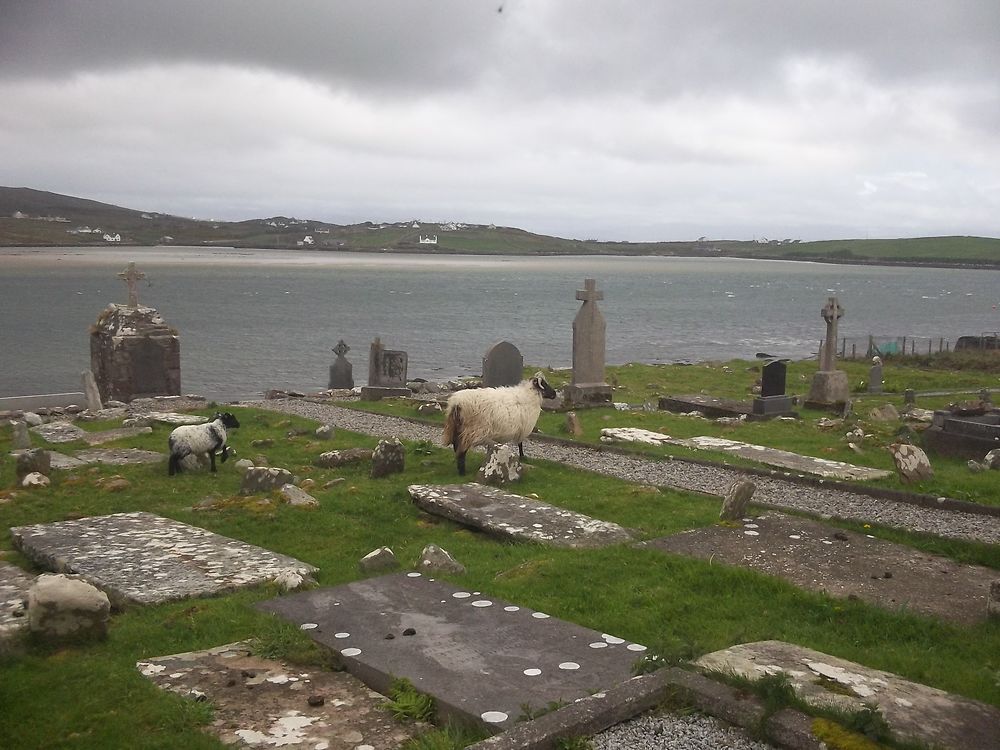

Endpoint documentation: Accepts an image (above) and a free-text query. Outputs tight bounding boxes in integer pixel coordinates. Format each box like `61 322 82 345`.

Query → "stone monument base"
563 383 613 407
360 386 411 401
805 370 849 408
751 395 796 418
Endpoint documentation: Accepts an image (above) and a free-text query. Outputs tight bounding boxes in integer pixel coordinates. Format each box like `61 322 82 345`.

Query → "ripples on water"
1 247 998 401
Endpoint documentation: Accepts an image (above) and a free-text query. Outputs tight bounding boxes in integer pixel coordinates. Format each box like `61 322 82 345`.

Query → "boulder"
370 438 405 478
240 466 294 495
27 574 110 642
315 424 334 440
869 403 900 422
279 484 319 508
416 402 443 416
984 448 1000 470
359 546 398 574
417 544 466 575
11 420 31 449
719 479 756 521
23 412 43 426
476 444 522 486
314 447 372 468
233 458 254 475
272 569 310 592
888 443 934 483
22 472 50 488
16 448 51 480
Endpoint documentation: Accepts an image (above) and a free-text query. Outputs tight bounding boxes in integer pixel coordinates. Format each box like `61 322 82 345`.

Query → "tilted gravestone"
805 296 849 408
90 263 180 403
565 279 612 405
361 337 410 400
482 341 523 387
328 339 354 389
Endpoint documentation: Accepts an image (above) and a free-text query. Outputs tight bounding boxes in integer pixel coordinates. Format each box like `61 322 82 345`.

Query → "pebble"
248 399 1000 546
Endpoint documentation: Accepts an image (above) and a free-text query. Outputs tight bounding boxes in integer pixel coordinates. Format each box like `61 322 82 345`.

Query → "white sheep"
168 412 240 476
442 372 557 475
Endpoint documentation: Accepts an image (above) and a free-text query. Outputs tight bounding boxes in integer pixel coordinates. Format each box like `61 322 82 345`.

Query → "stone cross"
332 340 350 357
819 296 844 371
117 262 146 308
572 278 607 385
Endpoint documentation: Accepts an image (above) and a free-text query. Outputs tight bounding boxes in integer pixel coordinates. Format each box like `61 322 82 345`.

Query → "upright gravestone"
90 263 181 404
564 279 612 405
752 358 794 417
868 357 884 394
360 337 410 400
328 340 354 389
81 369 103 412
482 340 523 387
805 296 849 408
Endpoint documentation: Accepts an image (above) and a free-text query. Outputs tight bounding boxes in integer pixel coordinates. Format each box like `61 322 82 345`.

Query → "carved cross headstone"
368 337 408 387
329 339 354 389
572 278 607 386
117 262 146 308
819 296 844 371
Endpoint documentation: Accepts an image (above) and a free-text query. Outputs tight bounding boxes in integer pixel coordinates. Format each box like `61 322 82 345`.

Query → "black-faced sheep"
168 412 240 476
442 372 557 475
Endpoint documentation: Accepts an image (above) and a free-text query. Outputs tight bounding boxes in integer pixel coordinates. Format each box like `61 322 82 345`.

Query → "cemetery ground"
0 357 998 749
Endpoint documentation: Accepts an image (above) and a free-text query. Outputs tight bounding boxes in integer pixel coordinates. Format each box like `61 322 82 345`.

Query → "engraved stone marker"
806 296 849 407
753 357 795 417
482 340 523 387
117 262 146 308
361 337 410 400
565 279 612 405
328 339 354 389
81 369 103 411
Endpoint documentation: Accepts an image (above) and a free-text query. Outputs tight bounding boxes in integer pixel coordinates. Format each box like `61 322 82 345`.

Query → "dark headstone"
482 341 523 388
760 360 787 397
367 337 408 388
328 340 354 389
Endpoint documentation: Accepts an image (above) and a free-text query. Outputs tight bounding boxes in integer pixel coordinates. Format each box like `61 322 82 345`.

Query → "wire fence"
822 333 1000 360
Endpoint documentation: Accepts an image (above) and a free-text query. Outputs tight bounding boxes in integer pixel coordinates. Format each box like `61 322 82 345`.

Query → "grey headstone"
81 369 103 411
28 573 110 642
367 337 408 388
807 297 849 406
868 364 884 394
571 279 608 388
1 561 35 639
482 341 524 388
904 388 916 405
16 448 51 480
240 466 295 495
417 544 466 575
719 479 756 521
888 443 933 483
371 437 405 478
328 340 354 389
476 444 522 486
10 420 31 449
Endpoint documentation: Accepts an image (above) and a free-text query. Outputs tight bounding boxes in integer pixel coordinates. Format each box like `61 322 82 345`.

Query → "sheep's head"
215 412 241 429
530 372 557 400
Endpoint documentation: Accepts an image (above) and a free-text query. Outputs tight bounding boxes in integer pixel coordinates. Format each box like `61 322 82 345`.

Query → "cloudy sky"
2 1 999 241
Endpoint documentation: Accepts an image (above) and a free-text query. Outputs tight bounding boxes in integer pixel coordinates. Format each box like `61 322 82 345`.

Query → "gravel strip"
592 710 776 750
246 400 1000 546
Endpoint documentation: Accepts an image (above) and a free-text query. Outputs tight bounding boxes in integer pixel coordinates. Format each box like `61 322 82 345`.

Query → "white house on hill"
418 235 438 245
102 233 121 242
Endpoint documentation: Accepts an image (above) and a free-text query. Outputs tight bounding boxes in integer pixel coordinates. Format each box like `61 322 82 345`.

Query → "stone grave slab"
71 448 164 466
138 640 417 748
11 512 317 608
696 640 1000 750
9 450 87 470
658 394 753 419
408 483 635 548
30 421 87 443
146 411 208 425
642 514 996 625
600 427 891 481
81 424 153 445
0 560 34 639
257 572 650 732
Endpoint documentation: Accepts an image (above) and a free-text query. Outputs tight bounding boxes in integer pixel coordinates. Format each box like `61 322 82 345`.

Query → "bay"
1 246 998 402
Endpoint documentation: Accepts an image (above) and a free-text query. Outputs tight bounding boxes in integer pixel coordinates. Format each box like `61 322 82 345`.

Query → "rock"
869 403 900 422
476 444 522 486
279 484 319 508
233 458 254 475
121 416 153 429
416 402 443 416
10 420 31 449
370 437 405 478
359 546 398 573
719 478 756 521
23 412 43 426
251 438 274 448
888 443 934 483
16 448 51 480
27 573 110 642
323 477 347 489
272 569 309 592
240 466 294 495
564 411 583 437
252 454 269 466
417 544 466 575
815 418 841 429
21 472 50 488
989 581 1000 619
100 476 131 493
314 447 372 468
298 478 316 490
968 460 986 473
315 424 334 440
984 448 1000 470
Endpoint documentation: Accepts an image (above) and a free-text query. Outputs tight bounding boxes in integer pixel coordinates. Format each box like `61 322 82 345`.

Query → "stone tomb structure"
752 357 795 417
806 296 849 407
327 339 354 389
923 406 1000 460
257 572 649 732
360 337 410 400
11 512 317 608
482 340 523 387
408 483 635 548
697 641 1000 750
565 279 612 406
90 263 181 403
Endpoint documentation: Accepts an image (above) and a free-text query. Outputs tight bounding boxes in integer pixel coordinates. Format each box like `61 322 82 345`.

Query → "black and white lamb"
167 412 240 476
442 372 557 475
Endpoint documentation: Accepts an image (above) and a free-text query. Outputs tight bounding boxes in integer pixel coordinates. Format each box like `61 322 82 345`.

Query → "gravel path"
592 710 776 750
247 400 1000 546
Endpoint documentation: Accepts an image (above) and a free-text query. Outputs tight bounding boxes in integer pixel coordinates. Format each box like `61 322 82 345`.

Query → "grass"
1 384 999 749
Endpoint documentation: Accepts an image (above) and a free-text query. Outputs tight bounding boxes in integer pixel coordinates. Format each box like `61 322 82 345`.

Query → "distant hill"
1 186 999 267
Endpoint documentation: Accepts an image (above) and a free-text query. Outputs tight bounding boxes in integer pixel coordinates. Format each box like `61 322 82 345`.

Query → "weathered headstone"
370 437 405 478
361 337 410 400
315 447 372 468
279 484 319 508
806 296 849 407
476 443 522 485
328 339 354 389
81 369 103 411
28 573 110 642
240 466 294 495
868 358 884 394
91 263 181 403
752 358 794 417
904 388 916 405
888 443 933 483
564 411 583 436
10 420 31 449
482 341 523 388
565 279 612 405
719 479 756 521
417 544 466 575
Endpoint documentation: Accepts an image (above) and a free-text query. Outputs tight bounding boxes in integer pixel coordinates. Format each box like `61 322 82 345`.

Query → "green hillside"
1 186 998 266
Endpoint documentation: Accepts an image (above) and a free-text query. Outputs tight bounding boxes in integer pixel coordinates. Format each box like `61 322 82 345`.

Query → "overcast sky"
2 1 998 241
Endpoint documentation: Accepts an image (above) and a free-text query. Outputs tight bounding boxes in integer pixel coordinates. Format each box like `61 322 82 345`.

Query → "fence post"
928 339 932 355
938 337 943 353
840 338 846 357
851 343 856 359
902 336 907 356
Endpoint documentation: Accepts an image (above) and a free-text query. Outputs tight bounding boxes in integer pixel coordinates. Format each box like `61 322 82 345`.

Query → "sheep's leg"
168 454 181 476
518 441 526 460
208 449 217 472
456 450 467 476
219 445 230 463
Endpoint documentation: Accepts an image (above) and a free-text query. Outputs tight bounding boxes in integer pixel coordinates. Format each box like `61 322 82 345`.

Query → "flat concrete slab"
659 394 753 419
146 412 208 425
30 421 87 443
137 641 418 748
601 427 892 481
696 640 1000 750
72 447 165 466
11 512 317 608
257 572 650 732
80 424 153 445
0 560 34 639
642 514 996 625
408 483 634 548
